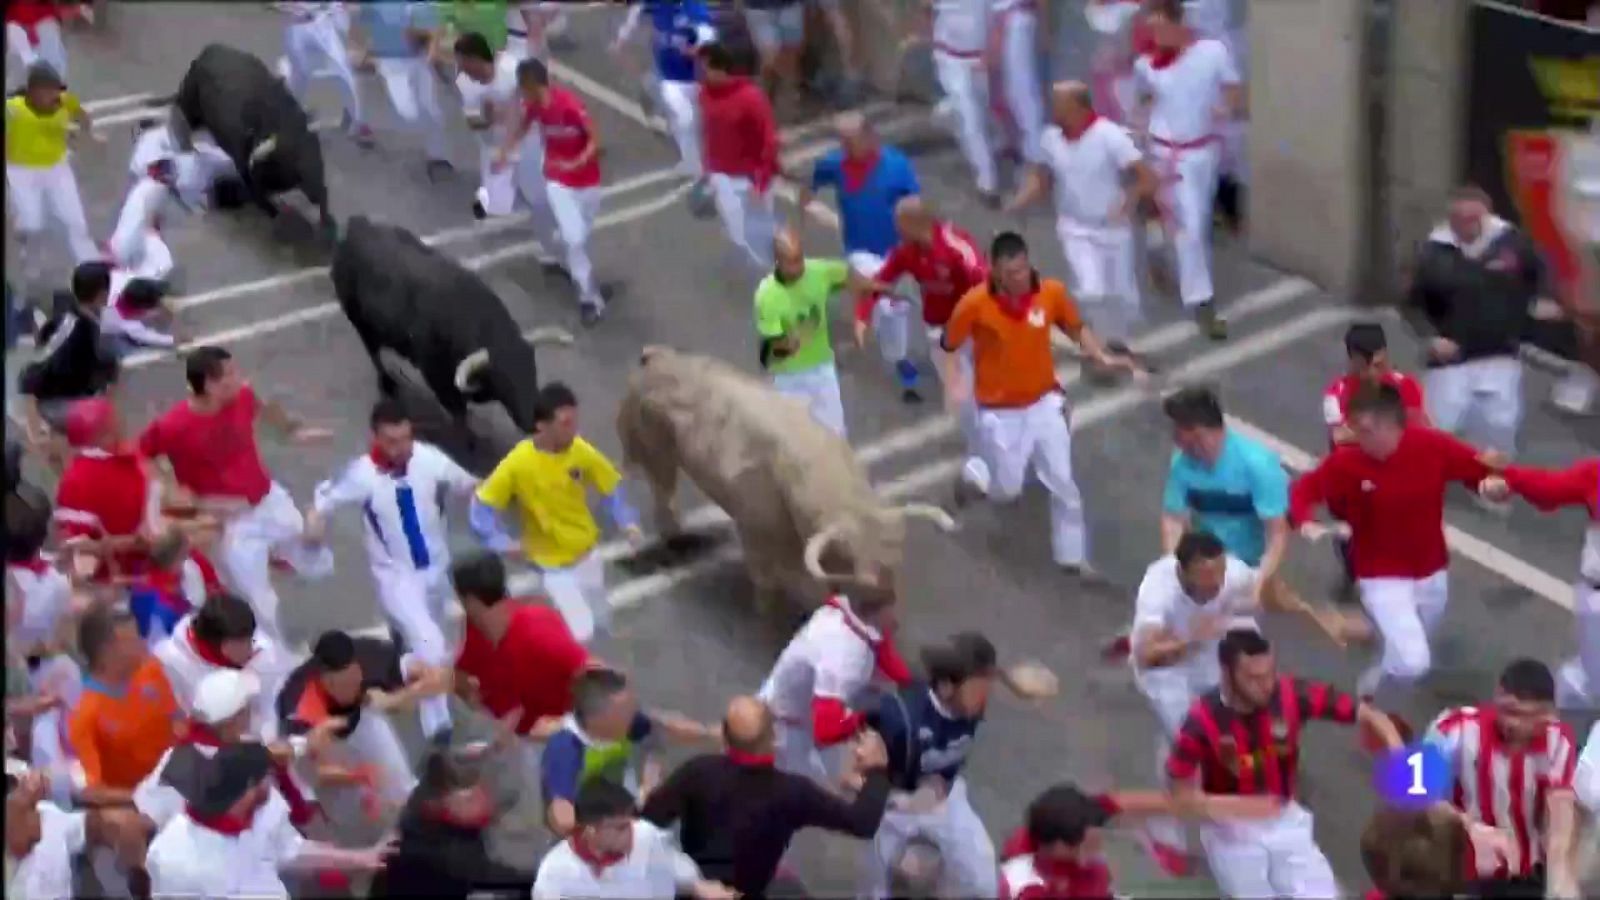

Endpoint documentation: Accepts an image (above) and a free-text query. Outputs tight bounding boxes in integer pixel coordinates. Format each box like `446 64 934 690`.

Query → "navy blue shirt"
810 146 920 257
867 683 983 792
646 1 714 83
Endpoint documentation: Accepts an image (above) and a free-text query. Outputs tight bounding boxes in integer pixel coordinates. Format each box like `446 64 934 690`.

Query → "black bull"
163 43 333 232
330 216 572 435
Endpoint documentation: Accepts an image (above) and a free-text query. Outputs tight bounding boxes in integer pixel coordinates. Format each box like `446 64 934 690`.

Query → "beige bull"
617 346 954 608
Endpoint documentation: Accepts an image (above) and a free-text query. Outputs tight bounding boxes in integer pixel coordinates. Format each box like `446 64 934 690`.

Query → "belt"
25 655 42 672
507 27 527 37
1151 134 1221 152
932 42 983 59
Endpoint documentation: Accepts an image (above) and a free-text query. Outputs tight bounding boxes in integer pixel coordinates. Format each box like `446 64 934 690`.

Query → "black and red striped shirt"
1167 675 1358 798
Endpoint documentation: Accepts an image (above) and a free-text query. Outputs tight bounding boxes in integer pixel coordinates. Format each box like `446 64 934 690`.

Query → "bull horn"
453 349 491 391
803 522 847 580
896 503 957 532
525 326 574 347
247 135 279 167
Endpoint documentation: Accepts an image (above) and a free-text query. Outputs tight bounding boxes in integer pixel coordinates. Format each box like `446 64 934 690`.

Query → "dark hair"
516 57 549 87
78 606 136 670
370 398 410 433
1162 386 1225 429
989 231 1029 263
72 261 112 307
25 62 63 91
922 632 997 690
1026 784 1113 849
1450 184 1492 207
1217 628 1271 671
1347 382 1406 425
698 42 734 74
1175 530 1226 569
573 777 636 825
533 382 578 427
1498 658 1555 703
192 591 257 645
117 278 167 313
312 630 358 672
1147 0 1185 22
184 346 233 396
1361 807 1469 898
571 667 629 724
451 553 508 607
452 31 493 62
1343 322 1388 361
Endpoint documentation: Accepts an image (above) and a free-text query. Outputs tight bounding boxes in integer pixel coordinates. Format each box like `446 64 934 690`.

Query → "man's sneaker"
977 189 1001 210
579 302 604 328
686 178 714 218
1060 562 1100 580
901 388 923 405
471 199 488 220
425 159 453 182
1195 301 1228 341
952 475 984 509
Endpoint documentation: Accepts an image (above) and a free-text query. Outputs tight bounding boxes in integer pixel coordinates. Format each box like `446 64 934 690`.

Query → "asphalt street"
6 4 1599 896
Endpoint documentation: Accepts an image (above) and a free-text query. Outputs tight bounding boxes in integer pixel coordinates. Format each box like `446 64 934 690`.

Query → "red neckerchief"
1033 853 1113 897
180 720 225 747
113 290 149 320
823 595 881 647
1146 30 1195 69
1063 111 1101 142
187 804 255 836
726 748 775 768
841 148 881 193
570 830 632 877
8 556 49 575
369 443 409 477
179 723 320 827
993 284 1037 321
140 566 193 615
424 797 496 831
187 625 246 670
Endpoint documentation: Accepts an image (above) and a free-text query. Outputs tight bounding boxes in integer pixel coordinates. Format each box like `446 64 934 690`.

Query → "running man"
275 1 371 146
796 112 924 404
699 42 782 273
469 382 643 645
611 0 716 205
5 64 101 295
940 231 1142 575
453 29 558 252
923 0 999 204
355 0 452 180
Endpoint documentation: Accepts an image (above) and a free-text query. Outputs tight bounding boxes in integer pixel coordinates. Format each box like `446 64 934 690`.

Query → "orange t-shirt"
942 278 1084 409
68 655 181 790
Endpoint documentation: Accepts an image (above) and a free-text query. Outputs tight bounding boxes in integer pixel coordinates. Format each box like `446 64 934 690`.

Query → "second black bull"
155 43 334 235
331 216 573 438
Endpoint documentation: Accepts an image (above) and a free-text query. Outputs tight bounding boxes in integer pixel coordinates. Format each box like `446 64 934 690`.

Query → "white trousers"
1200 802 1339 899
27 654 83 807
370 562 453 737
709 172 777 272
851 251 911 366
216 483 335 644
316 711 418 826
1424 356 1524 456
545 181 603 308
283 13 362 123
5 18 67 86
1058 217 1141 341
106 178 176 281
960 392 1088 566
655 78 702 178
476 131 552 220
772 362 849 439
374 56 449 161
998 11 1045 165
1150 139 1221 307
927 326 981 454
1558 582 1600 709
538 550 610 645
6 161 99 267
933 51 996 194
859 778 999 899
1356 569 1450 698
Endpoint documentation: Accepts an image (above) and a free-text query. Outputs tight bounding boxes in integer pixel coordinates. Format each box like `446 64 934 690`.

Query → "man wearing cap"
155 592 297 743
134 668 328 835
276 629 451 825
144 742 393 898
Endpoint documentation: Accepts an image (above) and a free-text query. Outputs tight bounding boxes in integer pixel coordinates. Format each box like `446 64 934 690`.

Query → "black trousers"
1468 865 1546 899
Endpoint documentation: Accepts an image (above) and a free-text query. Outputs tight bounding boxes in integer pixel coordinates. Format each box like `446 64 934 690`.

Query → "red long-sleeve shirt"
700 76 779 192
1502 459 1600 518
811 635 913 746
1288 427 1491 579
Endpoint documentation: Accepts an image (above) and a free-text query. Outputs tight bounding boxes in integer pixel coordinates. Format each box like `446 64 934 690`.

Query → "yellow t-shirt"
476 437 622 568
5 93 82 168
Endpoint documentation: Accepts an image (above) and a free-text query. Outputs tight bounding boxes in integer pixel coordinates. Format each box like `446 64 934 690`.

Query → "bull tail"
524 326 575 347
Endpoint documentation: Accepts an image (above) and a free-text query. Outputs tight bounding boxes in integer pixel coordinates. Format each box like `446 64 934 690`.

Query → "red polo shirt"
865 221 988 327
524 87 601 189
455 601 589 735
138 385 272 504
55 447 155 578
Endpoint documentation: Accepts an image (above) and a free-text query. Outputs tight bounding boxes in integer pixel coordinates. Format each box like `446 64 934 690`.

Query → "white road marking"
84 92 158 113
1223 416 1573 609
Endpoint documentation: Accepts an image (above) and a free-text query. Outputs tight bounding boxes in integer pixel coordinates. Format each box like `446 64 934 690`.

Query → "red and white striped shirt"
1425 705 1578 876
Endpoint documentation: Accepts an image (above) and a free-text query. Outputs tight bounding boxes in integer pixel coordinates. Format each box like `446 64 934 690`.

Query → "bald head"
894 195 935 244
773 227 805 281
836 110 876 158
1050 81 1094 128
723 695 774 754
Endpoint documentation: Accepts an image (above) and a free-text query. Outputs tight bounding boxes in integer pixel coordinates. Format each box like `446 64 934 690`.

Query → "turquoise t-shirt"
1163 430 1289 566
754 258 851 376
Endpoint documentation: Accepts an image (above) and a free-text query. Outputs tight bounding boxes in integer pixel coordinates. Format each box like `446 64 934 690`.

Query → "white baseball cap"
192 669 262 725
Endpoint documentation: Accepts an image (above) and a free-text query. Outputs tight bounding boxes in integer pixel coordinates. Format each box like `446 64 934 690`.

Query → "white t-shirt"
153 617 294 742
6 563 73 651
145 791 304 900
931 0 990 56
1038 118 1143 225
758 598 881 725
1129 553 1258 686
455 53 522 145
532 820 701 899
1576 721 1600 815
1134 38 1240 146
5 802 86 900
